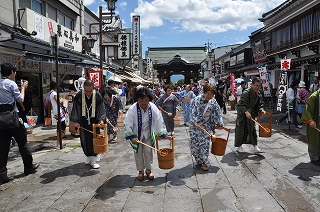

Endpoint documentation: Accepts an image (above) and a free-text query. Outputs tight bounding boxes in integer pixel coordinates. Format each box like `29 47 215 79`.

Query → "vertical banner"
276 59 291 112
34 11 45 40
117 33 131 60
132 15 140 55
258 66 272 97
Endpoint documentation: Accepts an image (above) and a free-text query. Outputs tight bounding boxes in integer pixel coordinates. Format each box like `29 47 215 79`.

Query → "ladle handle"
78 126 95 134
202 128 214 137
251 118 269 132
136 140 162 153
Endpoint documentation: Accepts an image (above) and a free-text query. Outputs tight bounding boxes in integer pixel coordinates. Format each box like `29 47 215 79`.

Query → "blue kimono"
176 90 196 123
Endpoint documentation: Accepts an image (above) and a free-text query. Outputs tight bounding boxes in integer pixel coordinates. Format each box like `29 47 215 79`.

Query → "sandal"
137 171 144 181
201 164 209 171
145 169 154 180
112 136 117 141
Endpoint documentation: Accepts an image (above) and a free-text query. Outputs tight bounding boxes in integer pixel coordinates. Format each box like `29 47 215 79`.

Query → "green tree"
177 79 185 84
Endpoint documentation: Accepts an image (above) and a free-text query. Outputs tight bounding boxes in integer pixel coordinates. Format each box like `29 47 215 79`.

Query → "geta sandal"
137 171 144 181
201 164 209 171
145 169 154 180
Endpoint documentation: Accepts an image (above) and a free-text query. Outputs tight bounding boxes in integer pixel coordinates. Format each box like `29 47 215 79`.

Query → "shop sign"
230 56 236 66
132 15 140 55
277 72 287 112
133 55 139 70
252 43 267 63
25 53 75 65
236 52 244 64
23 8 82 52
258 66 271 97
19 59 40 72
117 33 131 60
88 69 102 89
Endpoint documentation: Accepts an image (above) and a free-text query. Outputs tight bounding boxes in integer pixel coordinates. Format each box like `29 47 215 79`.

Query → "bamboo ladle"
162 110 173 116
106 118 118 131
202 128 216 142
135 140 168 157
251 118 270 133
77 126 103 138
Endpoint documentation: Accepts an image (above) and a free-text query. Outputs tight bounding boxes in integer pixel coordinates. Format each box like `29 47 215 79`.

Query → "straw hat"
298 81 306 87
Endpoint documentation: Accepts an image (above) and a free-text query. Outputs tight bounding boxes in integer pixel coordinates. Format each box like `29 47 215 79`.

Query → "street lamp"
86 0 118 87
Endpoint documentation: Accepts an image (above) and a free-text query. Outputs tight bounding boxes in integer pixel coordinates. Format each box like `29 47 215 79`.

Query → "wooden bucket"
211 126 230 156
230 100 236 110
173 116 180 126
156 136 174 169
257 112 272 137
92 124 108 154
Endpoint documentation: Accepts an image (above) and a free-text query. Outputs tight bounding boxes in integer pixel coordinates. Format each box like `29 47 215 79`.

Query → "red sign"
88 69 102 89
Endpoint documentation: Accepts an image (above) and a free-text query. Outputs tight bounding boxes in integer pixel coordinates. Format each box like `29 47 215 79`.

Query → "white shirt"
49 90 65 121
140 106 151 140
236 86 243 100
309 83 320 93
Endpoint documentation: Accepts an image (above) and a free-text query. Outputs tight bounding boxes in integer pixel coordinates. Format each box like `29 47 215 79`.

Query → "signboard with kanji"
88 69 102 89
132 15 140 55
258 66 272 97
117 33 131 60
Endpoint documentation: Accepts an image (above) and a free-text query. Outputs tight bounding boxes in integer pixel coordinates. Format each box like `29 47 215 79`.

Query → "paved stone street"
1 106 320 212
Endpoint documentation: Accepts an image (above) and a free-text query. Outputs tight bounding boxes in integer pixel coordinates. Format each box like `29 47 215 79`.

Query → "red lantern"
87 69 102 89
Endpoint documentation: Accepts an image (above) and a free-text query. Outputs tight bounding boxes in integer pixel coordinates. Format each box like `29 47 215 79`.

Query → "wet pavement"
1 105 320 212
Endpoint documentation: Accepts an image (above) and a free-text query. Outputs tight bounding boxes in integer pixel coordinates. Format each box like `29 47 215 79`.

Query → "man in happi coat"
70 80 106 169
124 87 168 181
155 85 180 136
235 77 266 154
301 89 320 166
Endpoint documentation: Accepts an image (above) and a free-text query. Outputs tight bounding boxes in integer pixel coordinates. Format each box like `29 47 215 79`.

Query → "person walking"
216 79 227 114
174 84 196 125
124 87 168 181
189 83 224 171
276 80 303 129
155 85 180 136
301 89 320 166
0 63 39 184
49 81 67 147
119 82 127 112
70 80 106 169
309 76 320 93
297 81 310 121
235 77 266 154
101 87 123 141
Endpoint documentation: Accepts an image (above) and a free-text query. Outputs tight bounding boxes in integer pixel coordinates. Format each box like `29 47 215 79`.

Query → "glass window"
48 4 57 21
19 0 42 15
282 25 290 43
314 10 320 32
58 13 74 30
292 21 299 39
301 14 312 36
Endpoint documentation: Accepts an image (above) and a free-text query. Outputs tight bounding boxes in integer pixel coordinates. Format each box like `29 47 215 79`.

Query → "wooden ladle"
106 118 118 131
162 110 173 116
136 140 168 157
77 126 103 138
202 128 216 142
251 118 270 133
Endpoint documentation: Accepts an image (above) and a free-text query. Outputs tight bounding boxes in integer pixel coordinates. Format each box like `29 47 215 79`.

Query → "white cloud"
131 0 284 34
83 0 95 6
119 2 127 9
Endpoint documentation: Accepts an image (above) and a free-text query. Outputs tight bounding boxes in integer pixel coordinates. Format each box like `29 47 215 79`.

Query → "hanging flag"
280 59 291 72
258 66 272 97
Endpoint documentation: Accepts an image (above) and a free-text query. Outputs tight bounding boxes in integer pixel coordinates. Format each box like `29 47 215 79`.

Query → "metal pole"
53 34 62 149
99 6 103 88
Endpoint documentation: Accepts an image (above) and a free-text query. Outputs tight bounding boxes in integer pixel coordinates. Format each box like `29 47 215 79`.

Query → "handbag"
26 108 38 126
0 110 19 129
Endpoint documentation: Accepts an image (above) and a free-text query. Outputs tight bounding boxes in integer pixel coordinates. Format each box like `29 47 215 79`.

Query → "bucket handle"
156 136 174 152
214 125 230 142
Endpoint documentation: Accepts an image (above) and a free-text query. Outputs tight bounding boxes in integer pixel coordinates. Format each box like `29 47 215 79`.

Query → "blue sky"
84 0 285 82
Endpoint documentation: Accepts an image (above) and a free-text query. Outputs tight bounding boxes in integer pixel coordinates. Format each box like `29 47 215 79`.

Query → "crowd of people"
2 60 320 185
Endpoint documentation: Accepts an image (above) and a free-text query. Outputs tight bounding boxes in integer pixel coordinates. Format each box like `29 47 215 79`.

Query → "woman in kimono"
174 84 196 125
124 87 168 181
235 77 266 154
189 83 224 171
101 88 123 141
155 85 180 136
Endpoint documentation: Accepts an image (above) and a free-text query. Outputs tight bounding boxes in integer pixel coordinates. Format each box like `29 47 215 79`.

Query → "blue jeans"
278 108 299 127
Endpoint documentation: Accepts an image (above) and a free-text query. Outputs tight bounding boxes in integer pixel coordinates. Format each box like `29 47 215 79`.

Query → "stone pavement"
1 105 320 212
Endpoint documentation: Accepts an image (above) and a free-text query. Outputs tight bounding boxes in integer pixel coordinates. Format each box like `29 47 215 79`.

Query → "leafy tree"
177 79 185 84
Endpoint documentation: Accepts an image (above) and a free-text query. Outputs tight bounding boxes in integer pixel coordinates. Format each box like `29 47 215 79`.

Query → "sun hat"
298 81 306 87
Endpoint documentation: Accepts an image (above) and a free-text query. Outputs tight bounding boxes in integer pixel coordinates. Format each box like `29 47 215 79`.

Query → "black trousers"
0 122 33 172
